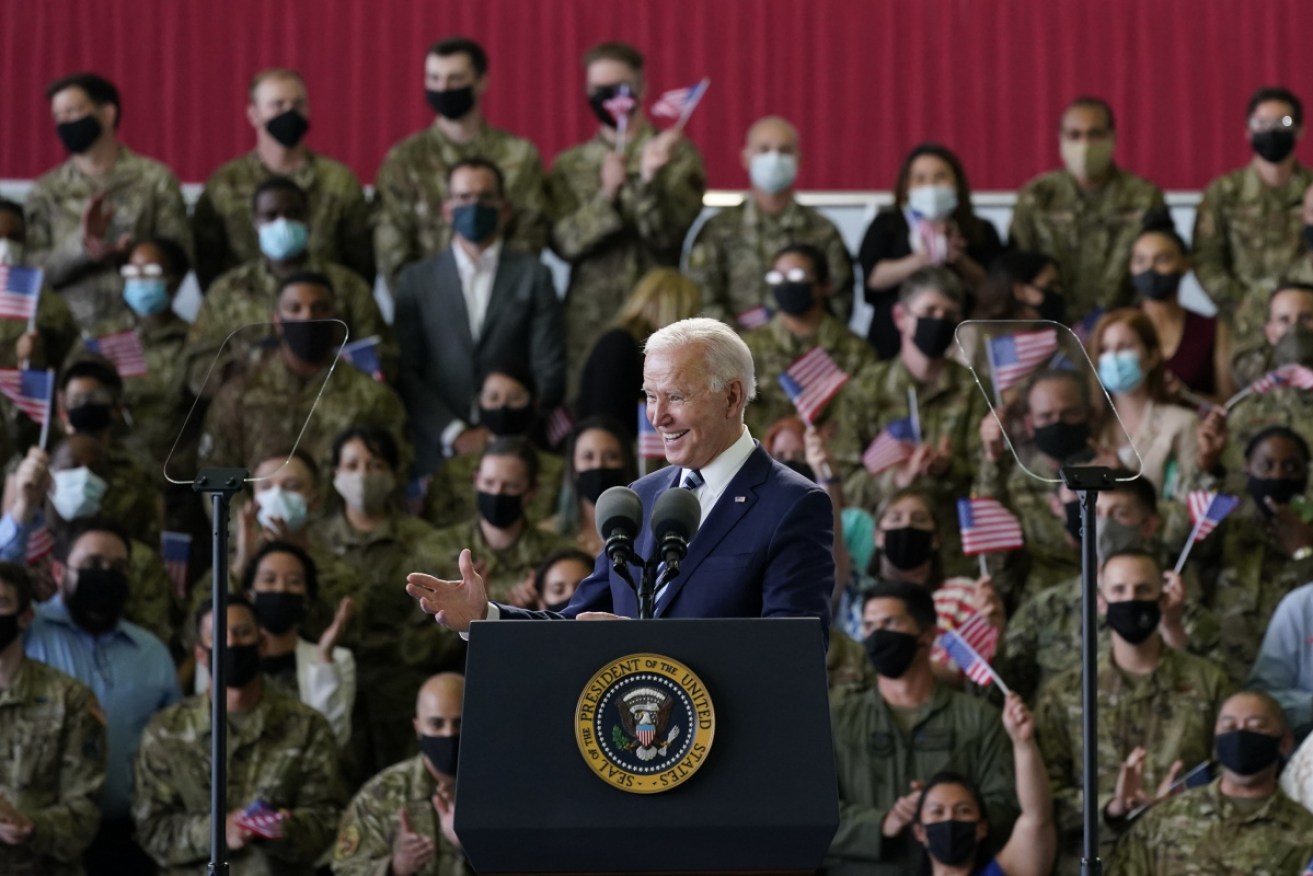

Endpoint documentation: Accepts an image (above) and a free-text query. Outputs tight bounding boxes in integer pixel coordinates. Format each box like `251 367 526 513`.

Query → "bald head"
414 672 464 738
745 116 799 152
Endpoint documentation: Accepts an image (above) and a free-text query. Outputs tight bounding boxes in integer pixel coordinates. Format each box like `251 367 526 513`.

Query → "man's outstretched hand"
406 549 490 633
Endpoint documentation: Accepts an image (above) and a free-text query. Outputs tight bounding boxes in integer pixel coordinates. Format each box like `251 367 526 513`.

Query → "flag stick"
1173 514 1206 574
1224 387 1253 411
987 663 1012 697
978 554 989 578
38 368 54 450
907 387 922 444
672 78 710 132
615 113 628 153
983 336 1004 408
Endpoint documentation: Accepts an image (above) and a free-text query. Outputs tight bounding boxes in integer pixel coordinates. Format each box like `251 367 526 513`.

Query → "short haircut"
1107 469 1158 515
533 547 596 596
332 425 401 472
1064 95 1115 131
194 592 257 639
248 67 306 102
276 270 335 300
644 318 759 402
137 236 191 279
446 157 506 198
864 579 937 633
899 265 965 308
0 199 24 224
1269 282 1313 320
59 358 123 399
252 176 308 213
1222 689 1289 732
0 562 34 615
479 359 538 402
582 41 644 74
1099 545 1160 575
482 435 540 485
54 516 132 563
428 36 489 77
46 72 121 128
241 540 319 601
1248 86 1303 128
1245 424 1312 462
771 242 830 286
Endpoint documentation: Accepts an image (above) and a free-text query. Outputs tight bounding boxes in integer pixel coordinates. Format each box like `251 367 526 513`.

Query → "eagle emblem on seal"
615 687 681 761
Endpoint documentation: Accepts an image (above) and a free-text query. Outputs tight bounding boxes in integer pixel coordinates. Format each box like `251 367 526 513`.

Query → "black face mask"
66 567 129 633
924 819 980 867
864 628 921 679
575 467 628 504
477 490 524 529
1215 729 1283 776
419 733 460 776
782 458 817 483
426 86 475 121
1303 224 1313 252
882 527 935 571
1247 475 1307 515
912 316 958 358
265 110 310 149
1037 289 1066 323
0 613 19 652
251 591 306 636
1105 598 1161 645
1063 498 1083 541
587 85 626 128
1132 269 1182 302
260 650 298 677
1033 419 1091 463
771 282 815 315
209 642 261 688
1252 129 1297 164
67 402 113 433
280 320 337 364
1097 518 1147 566
478 404 535 437
56 115 103 154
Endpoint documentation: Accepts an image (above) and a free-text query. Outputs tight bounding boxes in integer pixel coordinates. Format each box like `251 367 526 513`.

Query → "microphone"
650 487 701 573
595 486 642 567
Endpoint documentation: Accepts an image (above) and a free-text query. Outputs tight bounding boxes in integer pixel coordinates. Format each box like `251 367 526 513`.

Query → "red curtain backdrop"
2 0 1310 191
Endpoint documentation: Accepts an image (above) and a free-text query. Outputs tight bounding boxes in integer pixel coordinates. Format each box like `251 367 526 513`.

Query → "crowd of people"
4 31 1313 876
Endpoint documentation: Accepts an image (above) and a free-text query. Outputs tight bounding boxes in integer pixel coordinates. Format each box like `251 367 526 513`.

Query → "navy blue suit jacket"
498 444 834 636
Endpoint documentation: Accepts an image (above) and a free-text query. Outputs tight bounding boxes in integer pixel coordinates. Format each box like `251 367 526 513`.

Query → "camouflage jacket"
425 518 577 604
132 684 346 875
685 197 854 325
0 658 105 876
192 150 375 289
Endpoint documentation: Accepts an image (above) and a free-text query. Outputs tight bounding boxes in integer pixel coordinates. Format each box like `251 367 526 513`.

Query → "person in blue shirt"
24 515 179 876
1249 580 1313 742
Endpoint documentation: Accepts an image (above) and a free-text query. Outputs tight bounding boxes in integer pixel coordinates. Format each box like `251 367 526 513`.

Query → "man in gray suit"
395 157 565 476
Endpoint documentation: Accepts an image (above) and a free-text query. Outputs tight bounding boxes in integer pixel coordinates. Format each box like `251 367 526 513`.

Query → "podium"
455 618 839 874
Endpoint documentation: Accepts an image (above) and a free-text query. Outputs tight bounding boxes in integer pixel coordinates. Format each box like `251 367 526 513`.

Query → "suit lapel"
436 250 475 358
654 447 770 616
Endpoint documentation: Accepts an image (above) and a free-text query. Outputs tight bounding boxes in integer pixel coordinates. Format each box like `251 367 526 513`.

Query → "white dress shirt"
441 238 506 454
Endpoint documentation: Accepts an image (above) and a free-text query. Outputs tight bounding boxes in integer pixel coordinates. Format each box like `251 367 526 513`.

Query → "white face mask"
0 238 23 266
254 486 309 532
906 184 959 221
333 470 395 516
749 151 798 195
50 467 108 520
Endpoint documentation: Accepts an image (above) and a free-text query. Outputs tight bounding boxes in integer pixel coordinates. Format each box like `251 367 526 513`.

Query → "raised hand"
1001 692 1034 743
391 807 436 875
432 786 462 851
406 549 490 633
316 597 353 662
882 781 923 838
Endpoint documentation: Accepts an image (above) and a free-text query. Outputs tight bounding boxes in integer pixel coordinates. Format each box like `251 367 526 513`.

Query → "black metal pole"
1078 485 1102 876
195 468 248 876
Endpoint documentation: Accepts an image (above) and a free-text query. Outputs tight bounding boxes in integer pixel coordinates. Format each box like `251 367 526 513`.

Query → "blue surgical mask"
451 203 500 244
1097 350 1145 394
253 486 309 532
122 278 170 316
257 218 309 261
50 467 108 520
749 151 797 195
907 184 958 221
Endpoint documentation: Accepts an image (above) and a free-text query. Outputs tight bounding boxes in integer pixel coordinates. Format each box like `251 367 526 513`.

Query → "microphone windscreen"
651 487 701 542
595 486 643 540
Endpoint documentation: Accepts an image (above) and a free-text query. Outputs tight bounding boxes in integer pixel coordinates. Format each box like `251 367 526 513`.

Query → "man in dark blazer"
393 157 564 476
406 318 834 638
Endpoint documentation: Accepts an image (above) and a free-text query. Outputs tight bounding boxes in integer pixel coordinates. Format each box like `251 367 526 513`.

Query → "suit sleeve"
394 267 462 455
762 486 834 640
528 262 566 409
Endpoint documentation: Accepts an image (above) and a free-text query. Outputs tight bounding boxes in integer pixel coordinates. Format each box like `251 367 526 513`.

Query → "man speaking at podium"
406 318 834 637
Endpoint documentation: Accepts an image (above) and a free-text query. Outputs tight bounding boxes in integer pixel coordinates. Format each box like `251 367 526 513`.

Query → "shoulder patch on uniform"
334 824 361 861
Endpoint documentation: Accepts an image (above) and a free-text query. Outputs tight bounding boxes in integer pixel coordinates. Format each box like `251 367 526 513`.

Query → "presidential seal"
575 652 715 794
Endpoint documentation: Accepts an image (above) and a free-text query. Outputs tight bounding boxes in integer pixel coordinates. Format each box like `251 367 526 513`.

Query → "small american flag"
1185 491 1240 542
0 368 54 423
0 265 42 322
986 329 1060 392
1250 363 1313 394
778 347 850 425
161 531 192 602
602 85 636 122
952 610 999 662
545 406 574 448
339 335 383 382
736 305 772 330
938 628 1006 690
651 78 710 121
957 497 1024 555
862 417 918 474
637 401 665 459
236 800 286 840
25 526 55 565
85 329 148 379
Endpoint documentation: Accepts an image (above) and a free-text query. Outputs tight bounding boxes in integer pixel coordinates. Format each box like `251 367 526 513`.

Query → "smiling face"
642 344 745 470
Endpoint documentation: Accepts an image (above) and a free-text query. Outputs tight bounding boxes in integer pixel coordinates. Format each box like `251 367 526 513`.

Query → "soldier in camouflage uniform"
193 68 374 289
24 73 191 329
1194 87 1313 348
1227 283 1313 390
190 178 397 380
199 273 411 480
741 243 873 438
1034 549 1234 873
375 37 548 291
1107 690 1313 876
332 673 467 876
426 438 577 604
547 43 706 396
133 597 345 876
1009 97 1165 323
0 563 106 876
685 116 854 327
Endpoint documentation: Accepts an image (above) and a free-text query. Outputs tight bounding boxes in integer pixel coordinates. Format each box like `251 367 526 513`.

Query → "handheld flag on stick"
862 418 918 475
651 78 710 130
604 85 636 152
938 628 1009 694
1227 363 1313 410
637 401 665 460
0 265 42 330
985 330 1060 395
957 497 1024 555
25 526 55 565
161 531 192 602
778 347 850 425
0 367 54 426
1173 491 1240 572
339 335 384 382
84 329 148 378
545 405 574 448
736 305 772 330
